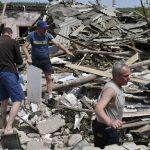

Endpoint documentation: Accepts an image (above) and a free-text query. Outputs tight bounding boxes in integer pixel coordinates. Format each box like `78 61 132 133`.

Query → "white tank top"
97 80 125 124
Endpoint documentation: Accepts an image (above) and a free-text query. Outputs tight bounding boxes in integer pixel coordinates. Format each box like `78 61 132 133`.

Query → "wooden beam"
53 74 97 90
123 110 150 118
120 119 150 129
76 50 132 56
65 63 150 84
130 59 150 69
125 53 139 66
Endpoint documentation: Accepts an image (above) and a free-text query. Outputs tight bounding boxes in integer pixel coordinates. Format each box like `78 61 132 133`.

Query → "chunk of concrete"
68 134 82 147
123 142 142 150
37 114 65 135
71 139 89 150
19 131 32 144
104 144 126 150
82 146 102 150
26 141 49 150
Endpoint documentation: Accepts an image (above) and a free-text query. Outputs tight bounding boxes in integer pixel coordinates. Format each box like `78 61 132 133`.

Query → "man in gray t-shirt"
92 61 131 149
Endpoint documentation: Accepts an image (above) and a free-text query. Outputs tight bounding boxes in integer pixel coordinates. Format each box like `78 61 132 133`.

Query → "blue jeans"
0 72 24 102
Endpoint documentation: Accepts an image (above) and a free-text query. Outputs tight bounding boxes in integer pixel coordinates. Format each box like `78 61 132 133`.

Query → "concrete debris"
1 0 150 150
82 146 101 150
26 141 50 150
123 142 146 150
37 114 66 135
68 134 82 146
104 144 126 150
71 139 90 150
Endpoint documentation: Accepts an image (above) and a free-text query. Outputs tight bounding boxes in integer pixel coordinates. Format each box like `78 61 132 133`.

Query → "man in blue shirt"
22 20 73 104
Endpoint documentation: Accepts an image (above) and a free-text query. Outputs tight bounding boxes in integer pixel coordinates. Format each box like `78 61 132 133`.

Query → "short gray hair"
112 61 129 76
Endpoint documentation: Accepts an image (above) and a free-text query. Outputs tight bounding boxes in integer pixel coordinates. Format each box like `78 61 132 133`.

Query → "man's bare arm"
95 88 124 129
51 39 74 56
22 41 32 64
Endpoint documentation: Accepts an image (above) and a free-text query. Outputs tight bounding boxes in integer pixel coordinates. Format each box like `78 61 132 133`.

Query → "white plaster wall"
0 12 40 38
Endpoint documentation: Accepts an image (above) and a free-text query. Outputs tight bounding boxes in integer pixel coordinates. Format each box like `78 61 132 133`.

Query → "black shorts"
32 59 54 74
92 119 119 149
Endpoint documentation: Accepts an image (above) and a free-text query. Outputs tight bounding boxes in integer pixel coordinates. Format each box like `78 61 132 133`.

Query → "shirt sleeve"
46 32 54 41
26 32 33 43
14 40 23 65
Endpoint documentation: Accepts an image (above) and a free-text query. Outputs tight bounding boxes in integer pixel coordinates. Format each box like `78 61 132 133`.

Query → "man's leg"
39 59 54 103
0 73 8 132
44 72 53 100
92 119 106 149
105 128 119 146
4 101 21 134
0 72 24 134
0 99 8 131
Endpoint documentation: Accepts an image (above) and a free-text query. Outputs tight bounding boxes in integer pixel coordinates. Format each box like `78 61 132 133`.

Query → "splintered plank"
65 63 111 78
125 53 139 66
123 110 150 118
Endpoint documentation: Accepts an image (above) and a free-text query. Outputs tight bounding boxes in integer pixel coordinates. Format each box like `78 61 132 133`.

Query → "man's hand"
26 58 32 65
109 119 124 129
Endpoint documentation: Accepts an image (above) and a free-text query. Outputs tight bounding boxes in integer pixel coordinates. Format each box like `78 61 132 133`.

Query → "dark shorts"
32 59 54 74
92 119 119 149
0 72 24 102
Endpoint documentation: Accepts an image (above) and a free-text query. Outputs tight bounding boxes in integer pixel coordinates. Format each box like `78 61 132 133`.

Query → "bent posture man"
92 61 131 148
0 27 24 134
22 20 73 104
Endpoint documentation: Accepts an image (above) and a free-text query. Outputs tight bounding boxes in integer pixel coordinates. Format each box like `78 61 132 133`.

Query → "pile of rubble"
1 1 150 150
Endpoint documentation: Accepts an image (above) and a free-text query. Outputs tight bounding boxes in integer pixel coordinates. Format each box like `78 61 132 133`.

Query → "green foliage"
0 1 2 5
117 7 136 13
134 7 144 15
118 7 150 17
